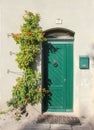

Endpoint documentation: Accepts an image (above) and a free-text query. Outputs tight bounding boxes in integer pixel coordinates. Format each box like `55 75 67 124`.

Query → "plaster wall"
0 0 94 117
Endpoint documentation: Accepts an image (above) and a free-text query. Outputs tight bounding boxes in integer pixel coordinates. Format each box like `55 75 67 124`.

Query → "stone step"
36 115 80 125
21 124 72 130
51 124 71 130
21 124 50 130
72 124 92 130
20 123 92 130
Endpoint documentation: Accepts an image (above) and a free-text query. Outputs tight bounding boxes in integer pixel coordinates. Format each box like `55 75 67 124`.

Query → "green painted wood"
66 44 73 111
42 40 73 112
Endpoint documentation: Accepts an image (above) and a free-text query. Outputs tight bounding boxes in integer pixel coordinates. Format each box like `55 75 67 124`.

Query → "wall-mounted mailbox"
79 56 89 69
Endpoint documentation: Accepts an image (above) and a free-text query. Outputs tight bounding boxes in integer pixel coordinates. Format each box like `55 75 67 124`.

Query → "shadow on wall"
79 103 91 118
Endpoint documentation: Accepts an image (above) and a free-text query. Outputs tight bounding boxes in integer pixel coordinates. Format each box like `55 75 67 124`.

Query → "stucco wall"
0 0 94 117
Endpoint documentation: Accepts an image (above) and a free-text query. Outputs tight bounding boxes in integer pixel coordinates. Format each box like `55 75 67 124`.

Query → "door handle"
64 79 67 82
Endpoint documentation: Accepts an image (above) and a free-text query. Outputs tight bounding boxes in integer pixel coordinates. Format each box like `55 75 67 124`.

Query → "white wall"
0 0 94 117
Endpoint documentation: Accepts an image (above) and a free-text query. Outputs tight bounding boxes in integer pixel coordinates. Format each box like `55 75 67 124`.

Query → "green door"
42 40 73 112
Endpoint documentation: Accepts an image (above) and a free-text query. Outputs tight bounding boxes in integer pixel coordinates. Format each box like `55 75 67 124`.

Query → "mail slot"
79 56 89 69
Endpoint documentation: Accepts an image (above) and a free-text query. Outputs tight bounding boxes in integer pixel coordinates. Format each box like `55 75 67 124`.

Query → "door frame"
42 28 75 113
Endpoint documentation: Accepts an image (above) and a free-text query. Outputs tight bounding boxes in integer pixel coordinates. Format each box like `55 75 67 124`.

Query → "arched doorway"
42 28 74 112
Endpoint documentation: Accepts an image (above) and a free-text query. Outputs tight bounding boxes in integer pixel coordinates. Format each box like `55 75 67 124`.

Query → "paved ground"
0 113 93 130
19 123 92 130
0 106 94 130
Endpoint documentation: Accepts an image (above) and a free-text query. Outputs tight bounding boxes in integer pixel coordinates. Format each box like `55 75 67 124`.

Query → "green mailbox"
79 56 89 69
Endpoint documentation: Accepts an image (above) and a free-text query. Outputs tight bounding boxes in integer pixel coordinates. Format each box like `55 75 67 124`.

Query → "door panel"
42 40 73 112
48 43 67 111
66 44 73 111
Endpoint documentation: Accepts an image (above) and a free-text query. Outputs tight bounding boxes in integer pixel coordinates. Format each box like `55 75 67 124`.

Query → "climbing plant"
7 11 46 108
